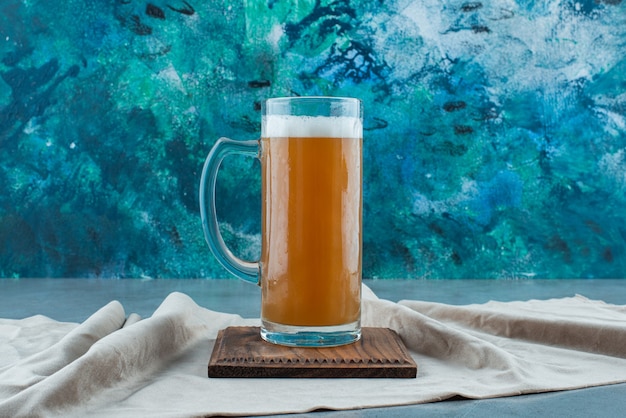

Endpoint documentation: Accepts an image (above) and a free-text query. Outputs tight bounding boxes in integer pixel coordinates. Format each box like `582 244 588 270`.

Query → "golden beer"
260 124 362 327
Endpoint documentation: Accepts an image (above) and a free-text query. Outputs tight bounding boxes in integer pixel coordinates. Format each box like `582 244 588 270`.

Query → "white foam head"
262 115 362 138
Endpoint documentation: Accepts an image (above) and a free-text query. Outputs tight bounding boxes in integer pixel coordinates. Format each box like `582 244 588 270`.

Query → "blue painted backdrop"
1 0 625 278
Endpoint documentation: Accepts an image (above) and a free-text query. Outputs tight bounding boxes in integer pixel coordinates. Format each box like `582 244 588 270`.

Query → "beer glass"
199 97 362 347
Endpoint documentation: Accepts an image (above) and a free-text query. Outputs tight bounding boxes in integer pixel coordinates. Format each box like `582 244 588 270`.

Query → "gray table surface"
1 278 625 417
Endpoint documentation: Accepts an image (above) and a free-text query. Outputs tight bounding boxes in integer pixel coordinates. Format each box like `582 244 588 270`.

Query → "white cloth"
1 285 626 417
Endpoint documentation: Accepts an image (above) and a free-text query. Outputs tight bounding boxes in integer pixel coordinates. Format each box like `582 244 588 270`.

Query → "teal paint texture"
1 0 625 278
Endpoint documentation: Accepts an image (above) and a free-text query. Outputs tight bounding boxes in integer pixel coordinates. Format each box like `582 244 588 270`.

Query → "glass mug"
199 97 363 347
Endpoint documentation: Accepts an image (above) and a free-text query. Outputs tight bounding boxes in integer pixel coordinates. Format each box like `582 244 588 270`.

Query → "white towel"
1 285 626 417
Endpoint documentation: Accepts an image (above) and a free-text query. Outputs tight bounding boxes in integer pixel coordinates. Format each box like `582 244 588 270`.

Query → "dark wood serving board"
208 326 417 378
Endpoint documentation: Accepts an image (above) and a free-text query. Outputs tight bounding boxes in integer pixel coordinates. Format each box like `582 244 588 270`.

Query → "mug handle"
199 137 260 284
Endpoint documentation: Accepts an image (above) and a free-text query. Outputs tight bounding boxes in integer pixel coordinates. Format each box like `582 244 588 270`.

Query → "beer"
260 115 362 327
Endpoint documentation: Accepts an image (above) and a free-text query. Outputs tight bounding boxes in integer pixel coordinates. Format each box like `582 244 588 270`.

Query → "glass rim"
263 96 362 119
265 96 361 105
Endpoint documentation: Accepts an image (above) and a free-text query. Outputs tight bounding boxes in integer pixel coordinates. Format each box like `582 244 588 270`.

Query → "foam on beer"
263 115 362 138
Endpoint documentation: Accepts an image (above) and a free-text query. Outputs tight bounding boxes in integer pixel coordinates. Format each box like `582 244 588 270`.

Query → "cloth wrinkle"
399 298 626 358
0 301 126 400
363 296 519 371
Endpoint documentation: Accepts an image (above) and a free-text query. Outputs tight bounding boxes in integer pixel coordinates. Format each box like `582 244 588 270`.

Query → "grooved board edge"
208 326 417 378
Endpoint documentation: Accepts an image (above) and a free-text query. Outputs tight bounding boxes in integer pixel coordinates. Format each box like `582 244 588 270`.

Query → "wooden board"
208 326 417 378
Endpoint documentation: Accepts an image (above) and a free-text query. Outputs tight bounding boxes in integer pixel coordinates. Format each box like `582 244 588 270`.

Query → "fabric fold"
363 295 520 370
0 292 247 417
399 296 626 358
0 301 126 399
